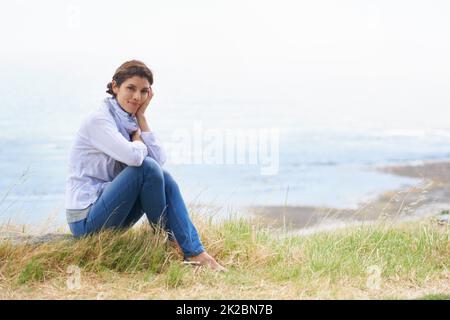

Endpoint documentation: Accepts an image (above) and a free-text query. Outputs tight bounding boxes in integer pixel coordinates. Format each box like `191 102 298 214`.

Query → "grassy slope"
0 216 448 299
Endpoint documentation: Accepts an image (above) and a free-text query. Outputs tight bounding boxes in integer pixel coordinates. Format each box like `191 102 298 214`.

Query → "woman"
65 60 225 271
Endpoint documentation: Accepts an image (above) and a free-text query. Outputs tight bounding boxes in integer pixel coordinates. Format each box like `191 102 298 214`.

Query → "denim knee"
141 157 164 183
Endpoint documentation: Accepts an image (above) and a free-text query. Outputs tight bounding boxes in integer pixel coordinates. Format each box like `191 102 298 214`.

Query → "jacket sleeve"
85 116 148 167
140 131 167 166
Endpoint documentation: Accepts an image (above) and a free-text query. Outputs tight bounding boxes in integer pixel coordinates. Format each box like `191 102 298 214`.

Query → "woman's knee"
141 157 164 182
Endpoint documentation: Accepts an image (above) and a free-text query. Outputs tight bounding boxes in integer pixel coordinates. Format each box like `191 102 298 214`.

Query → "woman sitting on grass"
65 60 225 271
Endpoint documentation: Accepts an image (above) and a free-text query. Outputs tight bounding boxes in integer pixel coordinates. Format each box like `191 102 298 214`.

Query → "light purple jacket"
65 98 166 222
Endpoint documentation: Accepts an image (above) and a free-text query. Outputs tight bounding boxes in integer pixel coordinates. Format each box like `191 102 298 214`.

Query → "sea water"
1 66 450 228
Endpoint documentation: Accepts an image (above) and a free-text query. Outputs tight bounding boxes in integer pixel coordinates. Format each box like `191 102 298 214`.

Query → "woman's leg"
157 170 227 270
121 196 146 228
70 156 223 269
74 159 164 236
158 169 204 258
136 158 205 258
83 156 204 257
77 166 148 234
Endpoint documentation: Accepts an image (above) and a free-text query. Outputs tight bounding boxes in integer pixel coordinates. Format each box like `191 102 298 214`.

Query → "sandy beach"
245 159 450 232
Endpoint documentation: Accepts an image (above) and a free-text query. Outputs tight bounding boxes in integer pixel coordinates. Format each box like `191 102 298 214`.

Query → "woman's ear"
112 80 119 95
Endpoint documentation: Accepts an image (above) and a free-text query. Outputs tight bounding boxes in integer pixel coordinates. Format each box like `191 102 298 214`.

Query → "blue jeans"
68 157 205 258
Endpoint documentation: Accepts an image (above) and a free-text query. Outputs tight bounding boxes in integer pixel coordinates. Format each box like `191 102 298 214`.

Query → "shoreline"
245 159 450 233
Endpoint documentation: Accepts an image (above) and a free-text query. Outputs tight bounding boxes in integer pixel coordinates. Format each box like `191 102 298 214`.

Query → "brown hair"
106 60 153 97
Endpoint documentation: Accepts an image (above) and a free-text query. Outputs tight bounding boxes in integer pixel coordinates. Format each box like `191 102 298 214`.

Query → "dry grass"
0 214 448 300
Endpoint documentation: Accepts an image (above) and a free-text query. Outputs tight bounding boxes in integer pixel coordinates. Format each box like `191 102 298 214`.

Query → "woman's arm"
134 91 167 166
134 115 167 166
86 116 148 166
136 113 150 132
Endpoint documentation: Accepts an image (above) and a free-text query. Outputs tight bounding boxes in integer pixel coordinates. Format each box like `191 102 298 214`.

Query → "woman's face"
112 76 151 115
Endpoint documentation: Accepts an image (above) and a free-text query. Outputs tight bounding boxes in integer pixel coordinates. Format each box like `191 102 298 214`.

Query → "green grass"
17 258 45 285
0 216 448 299
416 293 450 300
165 262 189 289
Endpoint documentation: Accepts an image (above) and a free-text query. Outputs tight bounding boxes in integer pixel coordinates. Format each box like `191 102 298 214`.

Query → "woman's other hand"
131 129 143 142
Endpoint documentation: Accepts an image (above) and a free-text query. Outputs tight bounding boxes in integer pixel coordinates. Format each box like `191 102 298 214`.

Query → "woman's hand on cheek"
136 89 154 116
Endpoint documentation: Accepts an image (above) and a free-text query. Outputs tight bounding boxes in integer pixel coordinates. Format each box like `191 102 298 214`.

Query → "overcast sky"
2 0 450 129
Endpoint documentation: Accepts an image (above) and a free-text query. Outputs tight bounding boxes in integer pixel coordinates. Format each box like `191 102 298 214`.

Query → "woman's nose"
132 91 141 101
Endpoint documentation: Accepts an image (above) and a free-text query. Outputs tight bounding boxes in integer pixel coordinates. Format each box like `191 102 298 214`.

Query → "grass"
416 293 450 300
0 215 448 299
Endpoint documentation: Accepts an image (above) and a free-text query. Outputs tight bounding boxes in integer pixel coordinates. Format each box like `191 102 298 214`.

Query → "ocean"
1 65 450 228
